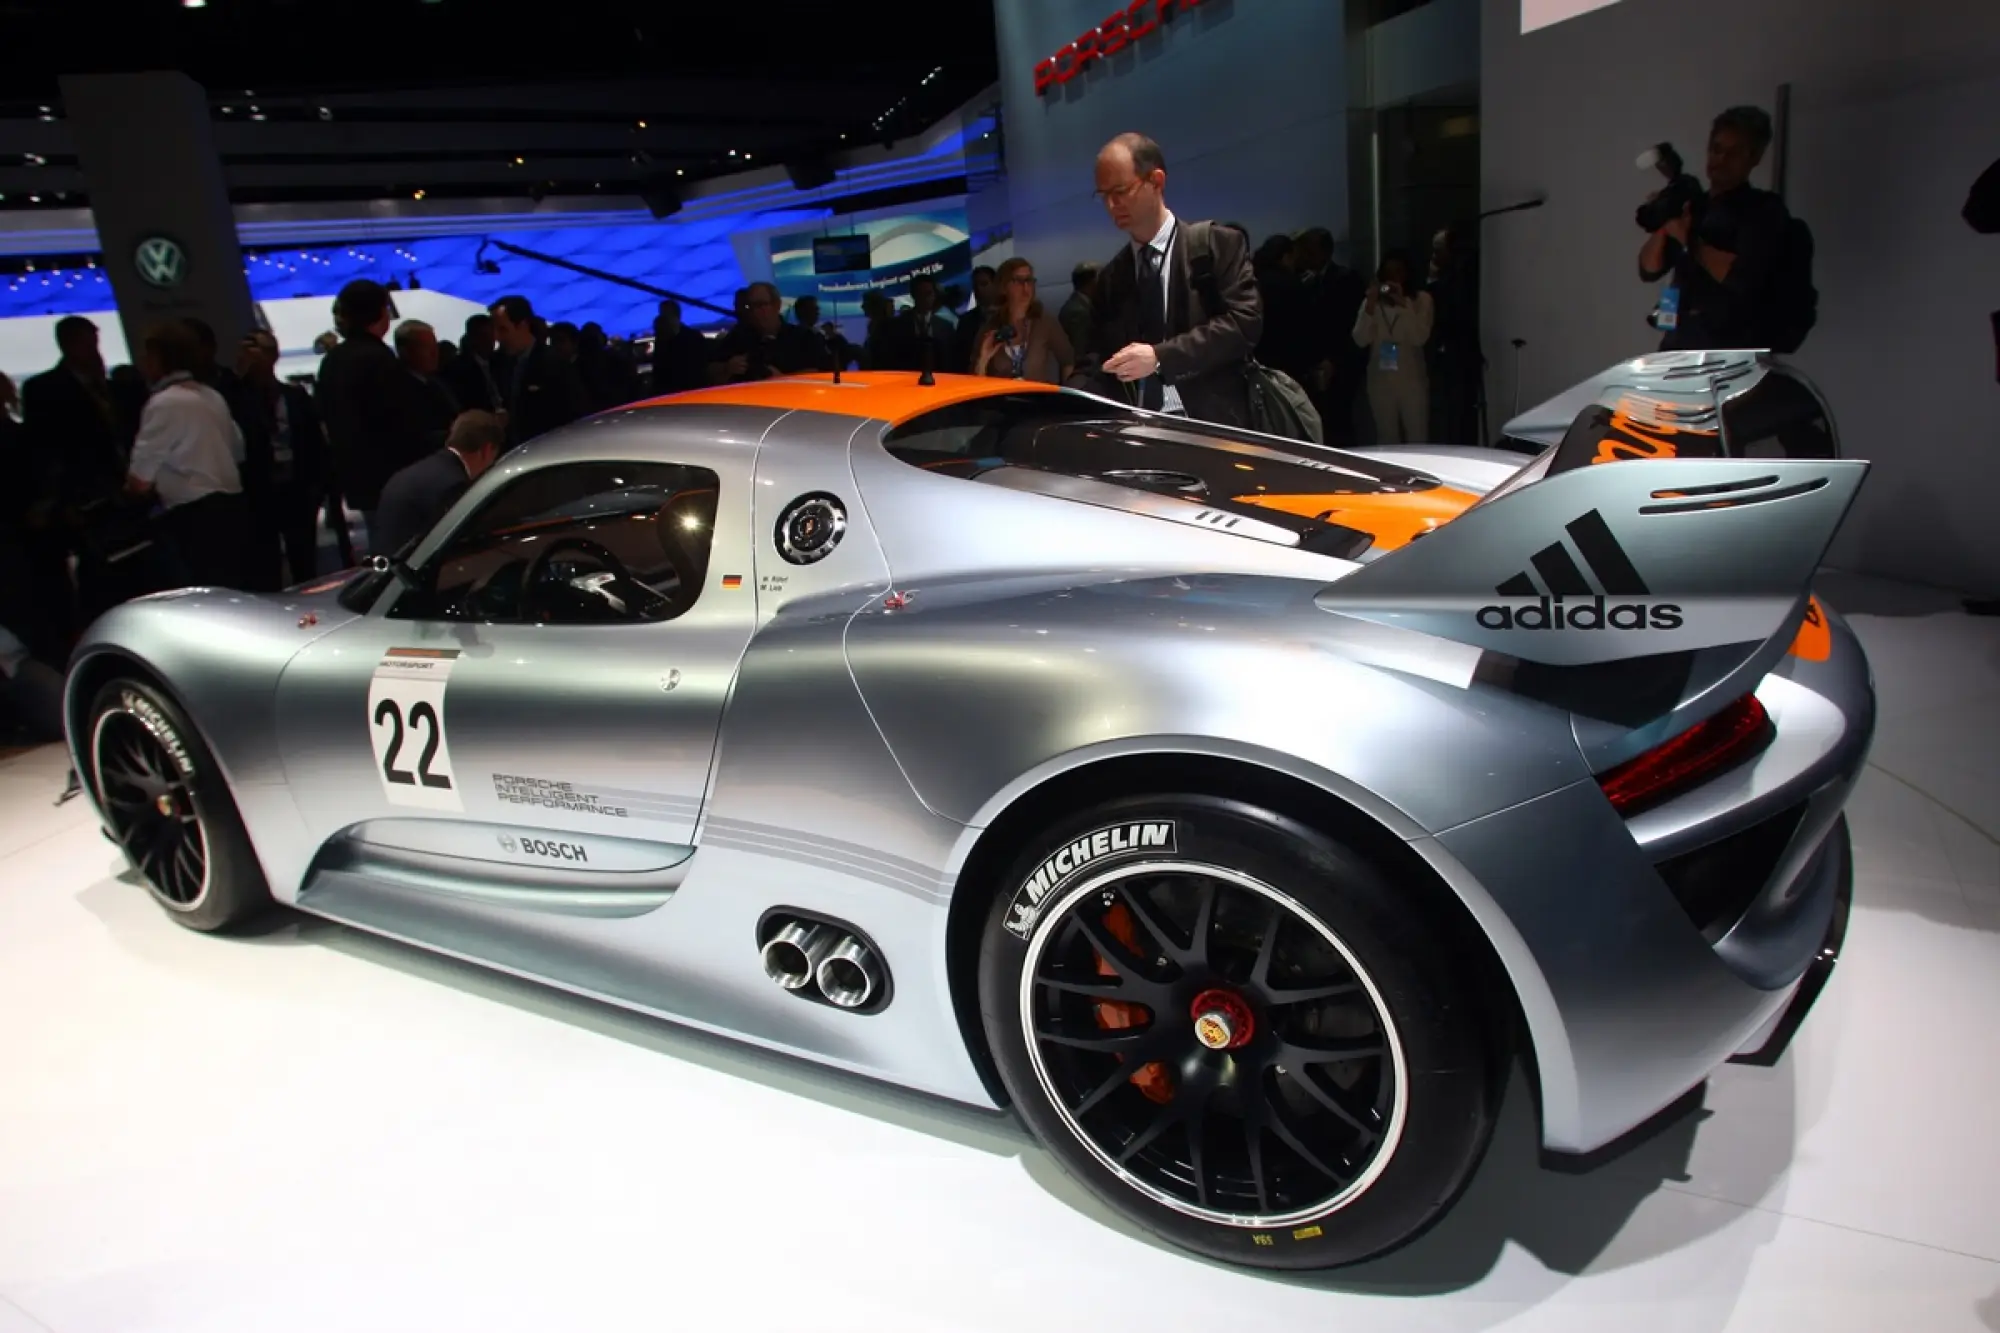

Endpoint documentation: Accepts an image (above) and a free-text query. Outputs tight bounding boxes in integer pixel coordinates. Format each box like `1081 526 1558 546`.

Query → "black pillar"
58 71 254 362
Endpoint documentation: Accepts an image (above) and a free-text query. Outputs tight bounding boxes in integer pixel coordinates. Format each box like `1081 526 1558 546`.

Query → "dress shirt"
128 372 244 508
1134 210 1185 415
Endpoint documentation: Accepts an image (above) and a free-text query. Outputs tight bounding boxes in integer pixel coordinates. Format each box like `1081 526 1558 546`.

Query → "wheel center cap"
1190 988 1255 1051
155 793 175 818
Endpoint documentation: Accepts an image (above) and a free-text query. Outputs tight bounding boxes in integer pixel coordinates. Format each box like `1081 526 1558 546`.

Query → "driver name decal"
367 647 463 812
1004 821 1177 939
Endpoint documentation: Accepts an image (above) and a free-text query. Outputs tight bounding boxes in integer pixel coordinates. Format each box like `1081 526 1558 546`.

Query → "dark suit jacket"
1085 218 1264 428
877 310 958 374
707 322 836 381
441 350 502 414
649 326 712 395
1965 157 2000 234
372 447 473 559
500 341 589 448
232 378 329 500
409 372 462 448
20 363 129 508
315 334 431 511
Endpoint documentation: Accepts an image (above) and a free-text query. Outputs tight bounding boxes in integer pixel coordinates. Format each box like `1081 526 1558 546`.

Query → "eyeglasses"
1006 273 1036 285
1091 178 1148 205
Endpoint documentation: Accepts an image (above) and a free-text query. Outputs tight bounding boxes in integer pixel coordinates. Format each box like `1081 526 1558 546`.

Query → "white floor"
1 573 1996 1333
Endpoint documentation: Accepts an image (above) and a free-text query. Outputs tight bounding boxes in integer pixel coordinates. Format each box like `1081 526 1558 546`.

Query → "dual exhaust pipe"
760 915 888 1012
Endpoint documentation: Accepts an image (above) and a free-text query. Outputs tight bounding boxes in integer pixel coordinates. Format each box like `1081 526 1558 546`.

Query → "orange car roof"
634 371 1060 427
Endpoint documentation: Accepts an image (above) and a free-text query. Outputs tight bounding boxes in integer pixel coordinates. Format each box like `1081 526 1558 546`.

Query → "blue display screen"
812 235 874 274
772 207 972 311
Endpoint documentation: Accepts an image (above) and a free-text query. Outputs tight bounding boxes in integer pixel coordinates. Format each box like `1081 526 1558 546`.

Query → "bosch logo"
513 834 588 863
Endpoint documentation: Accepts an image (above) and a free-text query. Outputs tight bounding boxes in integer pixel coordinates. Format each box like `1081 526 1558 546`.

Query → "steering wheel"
519 536 635 619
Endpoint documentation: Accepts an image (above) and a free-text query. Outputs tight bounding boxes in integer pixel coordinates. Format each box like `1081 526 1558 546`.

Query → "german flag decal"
721 574 743 589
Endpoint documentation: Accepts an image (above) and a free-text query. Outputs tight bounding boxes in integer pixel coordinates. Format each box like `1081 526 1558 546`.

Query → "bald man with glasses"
1081 132 1263 429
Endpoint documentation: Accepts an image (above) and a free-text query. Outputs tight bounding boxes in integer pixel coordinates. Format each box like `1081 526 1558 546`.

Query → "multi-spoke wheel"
980 794 1502 1270
85 678 270 932
95 705 211 907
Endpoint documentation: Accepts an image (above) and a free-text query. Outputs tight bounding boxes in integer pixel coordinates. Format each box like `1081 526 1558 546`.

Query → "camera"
995 324 1018 343
1634 142 1707 233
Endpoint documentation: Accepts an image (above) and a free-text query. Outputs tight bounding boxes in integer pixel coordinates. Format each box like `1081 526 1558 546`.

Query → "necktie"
1137 247 1166 410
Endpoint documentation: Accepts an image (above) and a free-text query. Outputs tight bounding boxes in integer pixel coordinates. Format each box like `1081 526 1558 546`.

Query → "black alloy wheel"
86 678 271 933
1023 861 1405 1226
980 794 1501 1270
94 705 210 908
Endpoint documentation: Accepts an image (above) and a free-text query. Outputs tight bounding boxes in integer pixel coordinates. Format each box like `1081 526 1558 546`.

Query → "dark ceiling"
0 0 999 211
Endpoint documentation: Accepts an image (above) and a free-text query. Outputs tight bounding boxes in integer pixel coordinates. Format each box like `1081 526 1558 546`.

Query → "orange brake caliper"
1092 902 1175 1104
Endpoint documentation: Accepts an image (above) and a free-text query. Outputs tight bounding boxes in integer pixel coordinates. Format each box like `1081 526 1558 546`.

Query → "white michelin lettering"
121 692 194 778
1004 821 1176 939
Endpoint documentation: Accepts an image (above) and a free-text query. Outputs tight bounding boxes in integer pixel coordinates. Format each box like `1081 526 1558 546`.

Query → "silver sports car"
64 349 1871 1270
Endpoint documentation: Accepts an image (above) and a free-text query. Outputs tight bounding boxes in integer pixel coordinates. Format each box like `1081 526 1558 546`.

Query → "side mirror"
367 553 419 589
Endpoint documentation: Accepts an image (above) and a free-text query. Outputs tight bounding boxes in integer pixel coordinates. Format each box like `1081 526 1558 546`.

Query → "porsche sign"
1033 0 1209 96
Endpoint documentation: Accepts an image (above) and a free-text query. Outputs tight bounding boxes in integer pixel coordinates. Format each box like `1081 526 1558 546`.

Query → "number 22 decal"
373 698 453 788
367 648 465 811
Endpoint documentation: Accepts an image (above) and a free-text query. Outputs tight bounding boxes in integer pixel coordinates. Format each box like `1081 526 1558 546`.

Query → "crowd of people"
680 162 1480 453
0 280 655 723
0 131 1490 742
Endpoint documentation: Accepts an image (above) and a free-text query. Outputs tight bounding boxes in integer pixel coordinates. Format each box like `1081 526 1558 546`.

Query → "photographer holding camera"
1351 252 1434 444
1637 106 1813 353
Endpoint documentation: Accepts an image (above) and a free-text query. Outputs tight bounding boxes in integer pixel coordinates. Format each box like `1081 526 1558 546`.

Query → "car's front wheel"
85 676 271 933
978 793 1502 1270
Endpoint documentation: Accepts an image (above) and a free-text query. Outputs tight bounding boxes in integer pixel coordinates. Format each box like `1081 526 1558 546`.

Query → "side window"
388 461 720 625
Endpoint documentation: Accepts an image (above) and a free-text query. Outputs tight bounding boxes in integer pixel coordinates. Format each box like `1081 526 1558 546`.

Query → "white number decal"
367 648 463 811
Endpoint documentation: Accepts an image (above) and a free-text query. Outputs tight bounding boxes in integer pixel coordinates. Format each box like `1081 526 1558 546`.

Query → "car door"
274 449 756 912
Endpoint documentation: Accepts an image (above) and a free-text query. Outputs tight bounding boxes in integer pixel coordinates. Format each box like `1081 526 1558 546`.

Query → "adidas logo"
1476 509 1683 632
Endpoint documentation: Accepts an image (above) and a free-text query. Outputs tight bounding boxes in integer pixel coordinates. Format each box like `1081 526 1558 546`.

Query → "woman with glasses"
973 258 1076 384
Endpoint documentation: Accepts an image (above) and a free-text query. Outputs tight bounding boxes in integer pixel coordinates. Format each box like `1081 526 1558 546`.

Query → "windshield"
882 392 1453 558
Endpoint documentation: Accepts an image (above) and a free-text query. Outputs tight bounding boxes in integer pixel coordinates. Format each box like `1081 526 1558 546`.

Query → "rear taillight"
1597 693 1772 816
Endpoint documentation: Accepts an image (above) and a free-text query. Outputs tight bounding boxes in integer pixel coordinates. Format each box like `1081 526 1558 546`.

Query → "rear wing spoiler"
1315 456 1867 669
1500 349 1840 461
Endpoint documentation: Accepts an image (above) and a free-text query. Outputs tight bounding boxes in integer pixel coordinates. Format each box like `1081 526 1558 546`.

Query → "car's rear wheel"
86 677 270 933
978 793 1501 1270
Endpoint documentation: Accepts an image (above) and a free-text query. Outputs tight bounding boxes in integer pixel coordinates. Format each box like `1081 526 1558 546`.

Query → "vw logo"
133 235 188 289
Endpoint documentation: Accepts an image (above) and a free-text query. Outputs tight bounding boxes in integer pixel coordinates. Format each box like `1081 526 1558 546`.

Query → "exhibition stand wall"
1480 0 2000 594
994 0 1350 307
